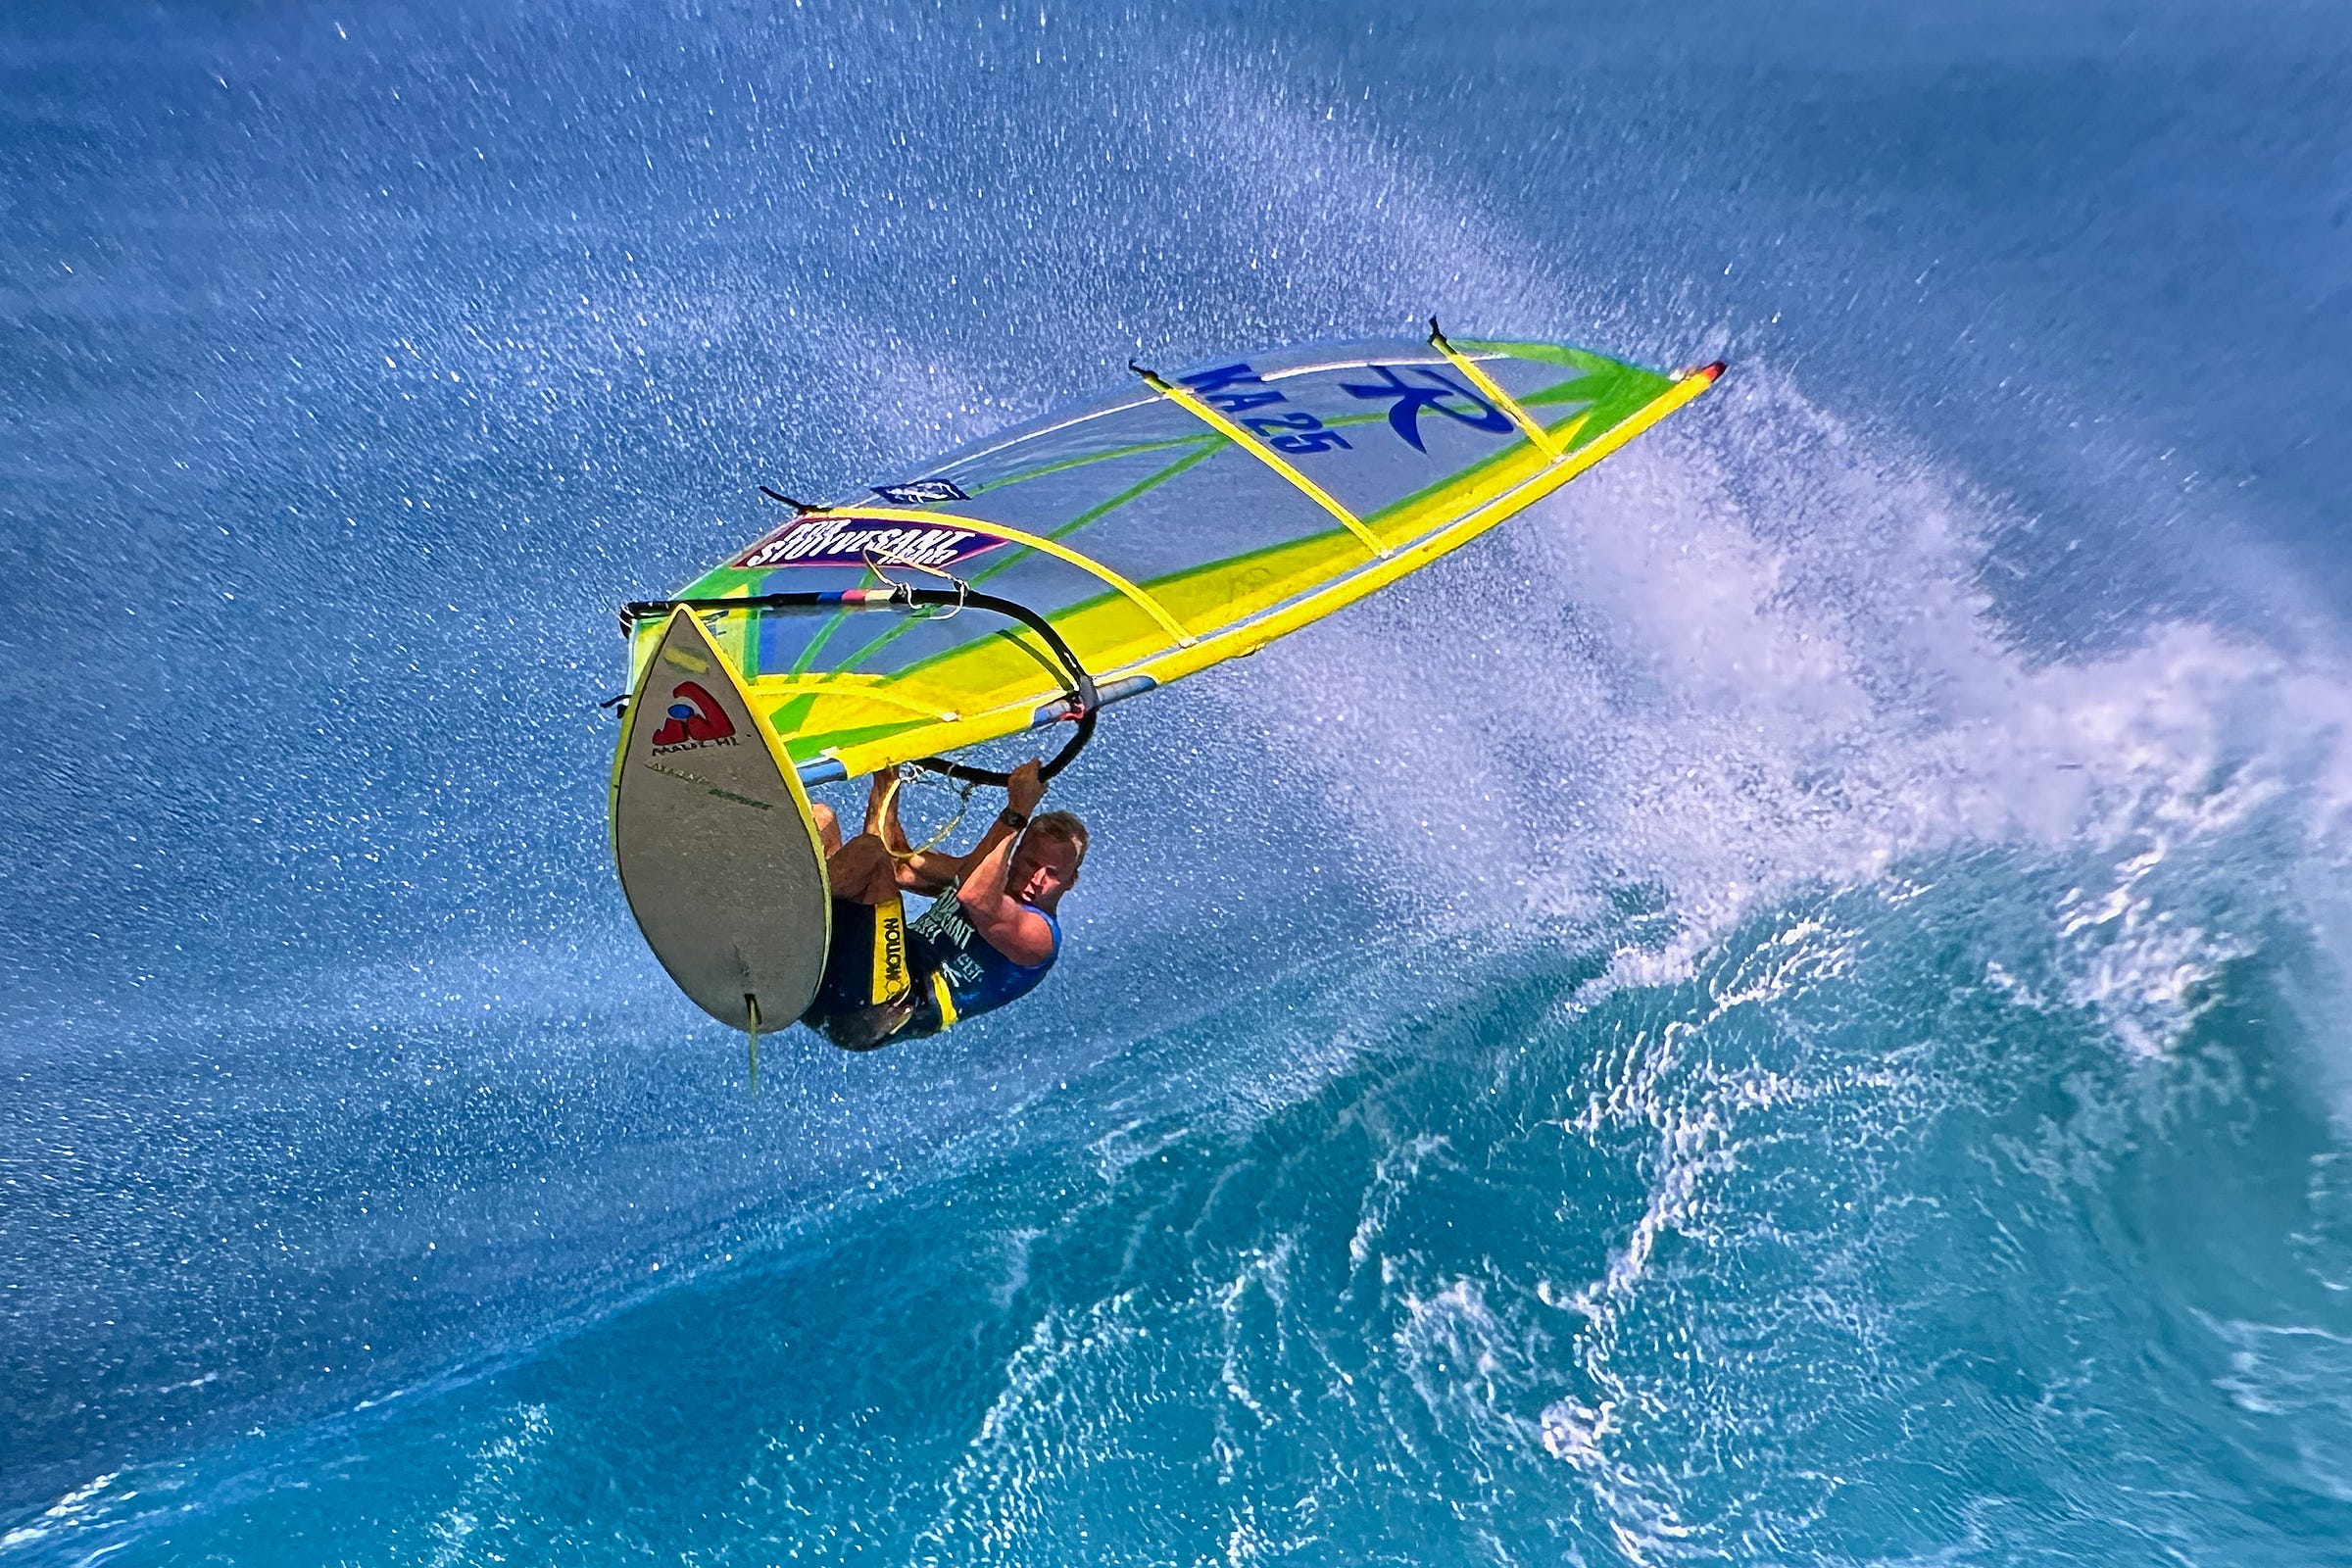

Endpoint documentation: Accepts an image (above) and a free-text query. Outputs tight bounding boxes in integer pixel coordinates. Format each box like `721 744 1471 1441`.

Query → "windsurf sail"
621 325 1722 787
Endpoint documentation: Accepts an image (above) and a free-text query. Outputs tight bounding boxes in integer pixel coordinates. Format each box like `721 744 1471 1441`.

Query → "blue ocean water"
8 1 2352 1561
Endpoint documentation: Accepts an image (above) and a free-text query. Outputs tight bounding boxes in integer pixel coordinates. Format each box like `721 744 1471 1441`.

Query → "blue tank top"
907 883 1059 1023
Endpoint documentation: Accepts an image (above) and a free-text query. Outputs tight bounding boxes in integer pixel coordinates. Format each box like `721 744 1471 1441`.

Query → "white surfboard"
610 608 830 1031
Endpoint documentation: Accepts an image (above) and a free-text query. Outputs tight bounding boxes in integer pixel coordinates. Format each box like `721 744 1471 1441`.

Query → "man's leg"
825 833 899 906
815 773 906 906
818 995 917 1051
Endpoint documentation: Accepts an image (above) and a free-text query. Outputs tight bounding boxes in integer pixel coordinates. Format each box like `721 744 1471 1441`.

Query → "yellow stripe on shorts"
869 895 911 1004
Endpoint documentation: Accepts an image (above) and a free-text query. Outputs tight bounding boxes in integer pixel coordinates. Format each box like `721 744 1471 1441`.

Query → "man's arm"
893 760 1045 897
955 821 1056 967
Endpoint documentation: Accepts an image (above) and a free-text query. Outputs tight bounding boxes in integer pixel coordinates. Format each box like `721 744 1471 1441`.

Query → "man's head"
1009 809 1088 910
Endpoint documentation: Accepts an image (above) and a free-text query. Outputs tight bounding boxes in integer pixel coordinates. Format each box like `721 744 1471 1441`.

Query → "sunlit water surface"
7 3 2352 1563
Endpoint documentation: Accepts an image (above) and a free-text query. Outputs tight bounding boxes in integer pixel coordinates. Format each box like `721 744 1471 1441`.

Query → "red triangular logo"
651 681 736 747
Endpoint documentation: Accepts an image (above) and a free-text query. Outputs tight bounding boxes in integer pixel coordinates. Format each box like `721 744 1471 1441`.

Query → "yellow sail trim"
757 675 963 722
1135 367 1388 560
798 506 1195 646
1427 319 1564 461
810 365 1720 779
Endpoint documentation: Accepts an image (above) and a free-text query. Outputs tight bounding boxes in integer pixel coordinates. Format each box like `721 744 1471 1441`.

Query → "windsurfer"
799 760 1085 1050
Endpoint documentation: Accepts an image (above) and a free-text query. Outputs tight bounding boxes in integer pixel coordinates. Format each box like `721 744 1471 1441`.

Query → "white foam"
423 1402 552 1568
2207 1314 2352 1504
0 1473 120 1550
1227 363 2352 1063
1144 352 2352 1551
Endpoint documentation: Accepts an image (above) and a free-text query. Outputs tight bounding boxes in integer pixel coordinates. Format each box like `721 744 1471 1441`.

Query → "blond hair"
1029 809 1089 869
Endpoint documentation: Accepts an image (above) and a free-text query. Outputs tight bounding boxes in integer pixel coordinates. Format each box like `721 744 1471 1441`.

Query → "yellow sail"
633 331 1721 784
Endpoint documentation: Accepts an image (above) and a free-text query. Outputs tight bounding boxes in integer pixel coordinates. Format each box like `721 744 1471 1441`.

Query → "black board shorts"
800 898 945 1051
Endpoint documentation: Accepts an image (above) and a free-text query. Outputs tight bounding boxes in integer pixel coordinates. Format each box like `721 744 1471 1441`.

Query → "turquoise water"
9 2 2352 1562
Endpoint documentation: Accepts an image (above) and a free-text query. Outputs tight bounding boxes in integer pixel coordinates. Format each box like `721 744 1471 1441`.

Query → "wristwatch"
998 807 1030 830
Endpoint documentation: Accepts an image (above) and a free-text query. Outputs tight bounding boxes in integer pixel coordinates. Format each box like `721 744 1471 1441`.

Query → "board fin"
746 993 761 1095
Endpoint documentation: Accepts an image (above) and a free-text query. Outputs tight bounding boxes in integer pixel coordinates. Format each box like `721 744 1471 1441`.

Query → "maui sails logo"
650 681 740 753
734 514 1004 571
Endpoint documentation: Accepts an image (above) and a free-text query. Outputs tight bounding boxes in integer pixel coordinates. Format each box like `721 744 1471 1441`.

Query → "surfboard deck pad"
610 609 829 1031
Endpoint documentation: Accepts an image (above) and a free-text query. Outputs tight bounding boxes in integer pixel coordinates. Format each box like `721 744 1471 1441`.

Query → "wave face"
9 1 2352 1563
